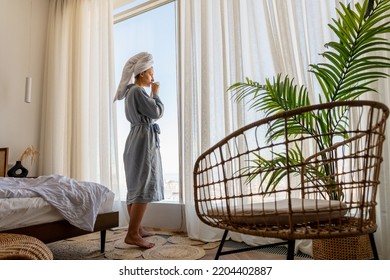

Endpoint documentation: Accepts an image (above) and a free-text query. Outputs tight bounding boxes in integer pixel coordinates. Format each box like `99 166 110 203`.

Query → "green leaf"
227 0 390 198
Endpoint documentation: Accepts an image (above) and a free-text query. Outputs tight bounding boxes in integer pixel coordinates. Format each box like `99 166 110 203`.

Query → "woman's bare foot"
139 227 154 237
125 234 155 249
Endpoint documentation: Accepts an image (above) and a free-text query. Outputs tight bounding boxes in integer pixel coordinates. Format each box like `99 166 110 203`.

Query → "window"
114 1 179 201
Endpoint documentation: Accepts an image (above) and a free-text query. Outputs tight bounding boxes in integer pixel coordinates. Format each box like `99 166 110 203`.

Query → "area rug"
167 235 205 246
143 244 205 260
47 228 209 260
47 228 313 260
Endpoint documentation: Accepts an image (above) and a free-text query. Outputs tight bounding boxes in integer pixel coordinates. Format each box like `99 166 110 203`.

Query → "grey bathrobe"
123 84 164 204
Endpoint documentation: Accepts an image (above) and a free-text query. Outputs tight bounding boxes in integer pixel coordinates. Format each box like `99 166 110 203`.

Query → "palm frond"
228 74 311 117
228 0 390 198
227 78 266 110
310 0 390 102
243 148 305 194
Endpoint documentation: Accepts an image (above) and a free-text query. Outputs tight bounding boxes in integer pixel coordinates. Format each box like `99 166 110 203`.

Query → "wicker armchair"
193 101 389 259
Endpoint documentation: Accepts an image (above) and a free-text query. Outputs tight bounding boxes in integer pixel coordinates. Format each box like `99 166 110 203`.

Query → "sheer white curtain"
178 0 275 244
343 0 390 260
343 0 390 262
179 0 390 258
39 0 120 196
371 46 390 260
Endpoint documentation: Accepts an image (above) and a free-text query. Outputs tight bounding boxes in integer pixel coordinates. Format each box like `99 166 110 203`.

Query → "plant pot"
312 235 373 260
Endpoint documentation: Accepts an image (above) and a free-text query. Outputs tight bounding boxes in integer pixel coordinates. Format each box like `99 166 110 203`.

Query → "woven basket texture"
312 235 373 260
0 233 53 260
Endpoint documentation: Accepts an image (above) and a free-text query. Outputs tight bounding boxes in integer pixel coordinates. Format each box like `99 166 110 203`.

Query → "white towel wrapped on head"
114 52 154 101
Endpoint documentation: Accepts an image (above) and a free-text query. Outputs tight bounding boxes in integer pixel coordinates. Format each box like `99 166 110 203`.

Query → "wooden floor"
202 248 287 260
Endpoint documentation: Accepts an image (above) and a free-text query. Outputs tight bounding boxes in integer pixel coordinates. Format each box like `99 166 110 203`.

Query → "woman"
114 52 164 248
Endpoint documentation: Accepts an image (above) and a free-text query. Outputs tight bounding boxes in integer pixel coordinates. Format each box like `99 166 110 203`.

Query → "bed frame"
0 147 119 253
0 211 119 253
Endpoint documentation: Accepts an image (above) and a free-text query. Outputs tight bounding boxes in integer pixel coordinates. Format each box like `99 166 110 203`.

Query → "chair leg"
100 230 107 253
286 240 295 260
368 233 379 260
215 230 229 260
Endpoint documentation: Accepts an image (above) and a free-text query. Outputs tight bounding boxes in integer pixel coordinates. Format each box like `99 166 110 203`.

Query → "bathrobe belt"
131 123 161 148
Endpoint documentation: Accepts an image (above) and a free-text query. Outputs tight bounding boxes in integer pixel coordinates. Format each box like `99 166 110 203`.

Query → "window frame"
113 0 183 203
114 0 175 24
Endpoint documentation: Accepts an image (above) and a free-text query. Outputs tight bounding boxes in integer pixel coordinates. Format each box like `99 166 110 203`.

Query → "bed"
0 147 118 253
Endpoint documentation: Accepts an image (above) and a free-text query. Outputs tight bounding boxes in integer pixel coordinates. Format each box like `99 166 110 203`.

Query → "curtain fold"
179 0 390 259
39 0 119 196
179 0 296 248
372 59 390 260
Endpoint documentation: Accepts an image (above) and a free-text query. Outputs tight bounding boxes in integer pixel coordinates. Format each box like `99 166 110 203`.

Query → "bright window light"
114 1 179 202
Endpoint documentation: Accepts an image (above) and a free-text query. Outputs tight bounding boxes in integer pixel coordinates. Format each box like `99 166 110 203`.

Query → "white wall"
0 0 49 176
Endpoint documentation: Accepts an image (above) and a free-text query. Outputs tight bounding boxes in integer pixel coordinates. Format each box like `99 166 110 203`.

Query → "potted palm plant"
228 0 390 259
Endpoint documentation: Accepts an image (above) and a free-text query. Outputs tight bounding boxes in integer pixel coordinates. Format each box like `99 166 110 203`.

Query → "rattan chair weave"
193 101 389 259
0 233 53 260
312 235 372 260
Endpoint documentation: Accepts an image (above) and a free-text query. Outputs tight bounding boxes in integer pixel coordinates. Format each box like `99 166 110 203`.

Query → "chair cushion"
207 198 348 225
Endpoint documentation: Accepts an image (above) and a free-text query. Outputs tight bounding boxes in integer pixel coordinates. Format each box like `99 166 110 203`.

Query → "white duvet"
0 175 113 231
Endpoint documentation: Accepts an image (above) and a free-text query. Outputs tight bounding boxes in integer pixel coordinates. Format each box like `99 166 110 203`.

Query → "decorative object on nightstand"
7 145 39 178
7 160 29 177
